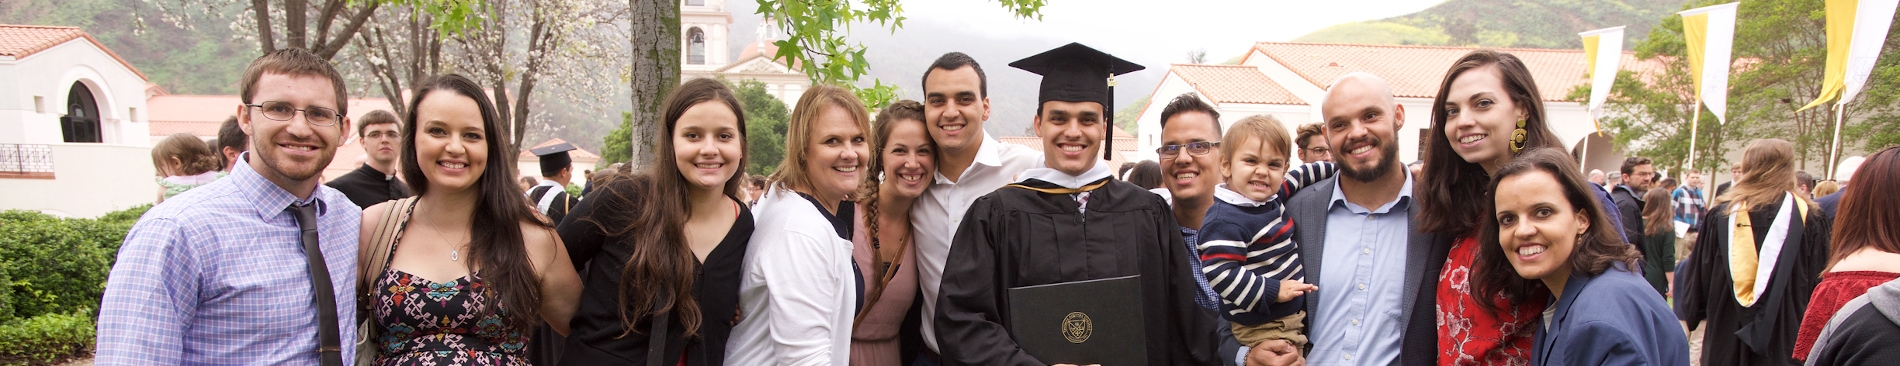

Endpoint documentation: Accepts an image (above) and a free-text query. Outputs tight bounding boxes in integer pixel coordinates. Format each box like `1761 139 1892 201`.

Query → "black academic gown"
1680 198 1832 366
935 178 1221 366
529 183 580 224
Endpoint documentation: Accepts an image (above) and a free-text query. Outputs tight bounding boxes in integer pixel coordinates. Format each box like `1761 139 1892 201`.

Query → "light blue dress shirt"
1308 173 1412 365
97 154 362 365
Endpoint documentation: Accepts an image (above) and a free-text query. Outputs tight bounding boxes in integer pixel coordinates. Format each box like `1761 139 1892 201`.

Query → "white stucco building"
1135 42 1635 174
0 24 157 217
678 0 807 107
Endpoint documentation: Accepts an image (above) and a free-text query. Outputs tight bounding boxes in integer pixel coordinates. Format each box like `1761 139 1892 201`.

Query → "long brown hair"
584 78 747 338
1716 139 1808 213
1828 146 1900 270
770 85 870 194
1419 50 1563 236
854 100 928 328
1642 187 1674 236
399 74 547 330
1474 148 1641 311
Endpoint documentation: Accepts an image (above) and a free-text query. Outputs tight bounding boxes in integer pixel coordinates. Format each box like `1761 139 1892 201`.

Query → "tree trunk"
513 16 552 151
286 0 307 49
627 0 680 167
252 0 275 54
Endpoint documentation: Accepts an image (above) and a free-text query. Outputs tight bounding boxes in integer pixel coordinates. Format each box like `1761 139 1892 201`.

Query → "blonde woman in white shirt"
728 84 870 366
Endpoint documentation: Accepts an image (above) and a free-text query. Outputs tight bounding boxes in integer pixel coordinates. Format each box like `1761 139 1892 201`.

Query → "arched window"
62 82 101 143
688 27 707 65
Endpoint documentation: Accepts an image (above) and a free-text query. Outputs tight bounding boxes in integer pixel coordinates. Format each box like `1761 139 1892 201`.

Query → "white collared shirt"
1013 162 1114 189
911 134 1040 352
1014 163 1115 212
1212 183 1274 208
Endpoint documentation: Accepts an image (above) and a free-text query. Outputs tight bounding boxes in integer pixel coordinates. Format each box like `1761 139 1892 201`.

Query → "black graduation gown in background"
528 184 579 224
1680 199 1832 366
935 178 1221 366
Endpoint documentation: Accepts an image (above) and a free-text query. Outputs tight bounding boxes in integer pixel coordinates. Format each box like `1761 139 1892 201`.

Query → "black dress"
935 178 1221 366
554 178 753 365
1679 198 1832 366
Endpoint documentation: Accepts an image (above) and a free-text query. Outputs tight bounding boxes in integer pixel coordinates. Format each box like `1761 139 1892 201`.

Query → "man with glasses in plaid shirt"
97 48 362 365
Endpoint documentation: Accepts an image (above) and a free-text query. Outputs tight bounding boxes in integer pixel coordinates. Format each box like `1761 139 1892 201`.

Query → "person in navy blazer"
1471 148 1690 366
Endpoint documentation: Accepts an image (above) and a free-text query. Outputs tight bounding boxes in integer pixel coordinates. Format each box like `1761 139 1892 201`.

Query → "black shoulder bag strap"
646 293 672 366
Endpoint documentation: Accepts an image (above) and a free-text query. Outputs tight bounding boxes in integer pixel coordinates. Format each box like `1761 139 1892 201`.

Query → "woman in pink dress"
848 100 933 365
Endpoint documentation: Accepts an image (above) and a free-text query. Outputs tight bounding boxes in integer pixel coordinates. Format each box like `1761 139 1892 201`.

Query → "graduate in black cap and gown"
528 142 583 224
934 43 1221 366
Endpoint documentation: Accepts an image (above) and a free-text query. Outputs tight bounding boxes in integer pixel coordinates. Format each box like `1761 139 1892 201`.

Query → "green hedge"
0 204 146 365
0 311 95 366
0 204 144 322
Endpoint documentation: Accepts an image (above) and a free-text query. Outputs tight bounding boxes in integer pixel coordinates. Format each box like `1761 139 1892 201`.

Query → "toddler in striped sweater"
1197 115 1335 348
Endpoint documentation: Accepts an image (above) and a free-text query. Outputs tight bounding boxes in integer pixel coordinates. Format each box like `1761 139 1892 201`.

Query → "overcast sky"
886 0 1446 69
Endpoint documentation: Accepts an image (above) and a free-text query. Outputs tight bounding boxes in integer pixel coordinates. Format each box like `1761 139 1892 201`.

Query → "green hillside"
2 0 251 94
1296 0 1688 49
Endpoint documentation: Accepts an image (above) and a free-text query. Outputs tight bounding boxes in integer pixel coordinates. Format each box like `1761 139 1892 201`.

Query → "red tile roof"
1246 42 1641 101
0 24 148 80
1168 64 1306 105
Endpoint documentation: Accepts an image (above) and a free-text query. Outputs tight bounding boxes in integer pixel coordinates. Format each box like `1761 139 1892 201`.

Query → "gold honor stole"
1728 193 1808 307
1007 179 1111 195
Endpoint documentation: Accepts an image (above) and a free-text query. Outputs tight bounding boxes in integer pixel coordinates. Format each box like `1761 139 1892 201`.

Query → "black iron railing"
0 144 55 177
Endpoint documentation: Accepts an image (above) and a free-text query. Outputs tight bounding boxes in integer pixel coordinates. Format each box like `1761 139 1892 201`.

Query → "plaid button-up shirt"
1673 186 1706 229
96 155 362 365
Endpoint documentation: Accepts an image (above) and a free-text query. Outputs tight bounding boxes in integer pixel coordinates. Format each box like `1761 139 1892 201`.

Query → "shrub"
0 311 96 366
96 204 151 225
0 208 130 321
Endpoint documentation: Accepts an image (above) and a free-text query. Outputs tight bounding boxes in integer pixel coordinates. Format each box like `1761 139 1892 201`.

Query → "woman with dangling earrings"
1416 50 1629 365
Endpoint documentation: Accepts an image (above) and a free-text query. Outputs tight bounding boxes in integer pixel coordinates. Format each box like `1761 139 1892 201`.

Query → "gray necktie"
291 202 344 366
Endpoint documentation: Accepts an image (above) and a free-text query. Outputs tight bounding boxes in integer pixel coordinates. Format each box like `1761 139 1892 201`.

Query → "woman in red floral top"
1414 50 1629 365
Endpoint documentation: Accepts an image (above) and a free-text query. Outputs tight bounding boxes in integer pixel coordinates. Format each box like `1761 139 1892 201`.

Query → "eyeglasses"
247 101 340 127
1156 141 1219 158
1305 146 1330 154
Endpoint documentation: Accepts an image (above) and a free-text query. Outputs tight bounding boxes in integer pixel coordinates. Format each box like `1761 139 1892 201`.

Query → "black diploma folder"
1007 275 1147 365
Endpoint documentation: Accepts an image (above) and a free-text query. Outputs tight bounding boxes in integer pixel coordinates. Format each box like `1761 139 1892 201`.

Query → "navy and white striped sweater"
1197 161 1335 326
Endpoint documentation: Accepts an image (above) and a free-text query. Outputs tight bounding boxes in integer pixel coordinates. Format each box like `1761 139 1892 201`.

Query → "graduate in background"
934 43 1221 366
528 142 582 224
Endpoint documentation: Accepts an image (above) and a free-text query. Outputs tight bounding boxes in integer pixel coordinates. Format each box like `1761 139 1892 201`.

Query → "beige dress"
848 205 919 366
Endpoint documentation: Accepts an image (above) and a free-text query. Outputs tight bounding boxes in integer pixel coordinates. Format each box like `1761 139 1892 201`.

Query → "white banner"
1580 26 1625 120
1681 2 1739 124
1841 0 1900 104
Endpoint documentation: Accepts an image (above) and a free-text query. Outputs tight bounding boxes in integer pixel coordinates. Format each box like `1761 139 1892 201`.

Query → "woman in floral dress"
358 74 582 365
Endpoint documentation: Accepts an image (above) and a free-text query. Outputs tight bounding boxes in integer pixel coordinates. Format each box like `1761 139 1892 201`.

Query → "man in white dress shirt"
909 51 1039 364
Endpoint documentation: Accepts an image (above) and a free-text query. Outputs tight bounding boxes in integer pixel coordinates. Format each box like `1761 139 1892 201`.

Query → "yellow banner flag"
1801 0 1899 110
1681 2 1738 124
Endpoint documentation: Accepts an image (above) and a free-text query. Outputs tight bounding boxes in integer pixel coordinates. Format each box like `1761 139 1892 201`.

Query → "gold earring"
1510 119 1528 153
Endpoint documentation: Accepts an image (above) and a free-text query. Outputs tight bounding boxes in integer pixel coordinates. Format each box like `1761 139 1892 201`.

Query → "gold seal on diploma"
1062 312 1092 343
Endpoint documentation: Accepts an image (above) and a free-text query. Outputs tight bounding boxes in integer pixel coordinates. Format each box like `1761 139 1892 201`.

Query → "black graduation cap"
1009 42 1145 160
531 142 576 176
